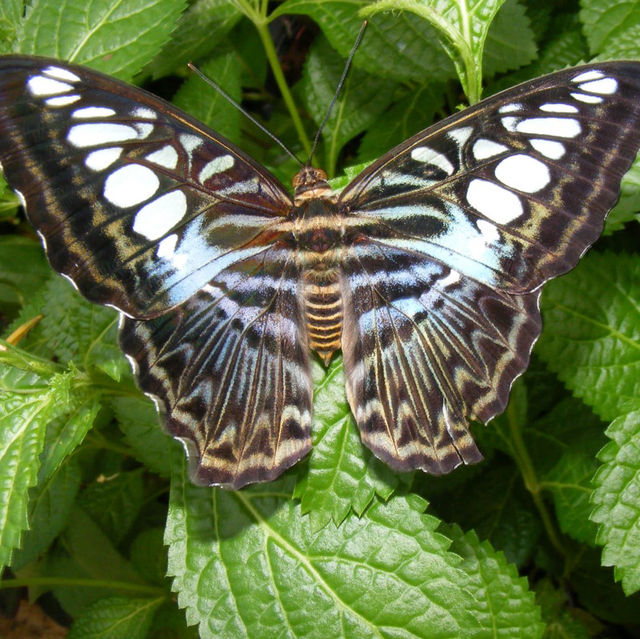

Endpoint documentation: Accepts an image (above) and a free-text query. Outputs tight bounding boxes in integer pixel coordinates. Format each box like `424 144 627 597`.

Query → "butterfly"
1 55 640 489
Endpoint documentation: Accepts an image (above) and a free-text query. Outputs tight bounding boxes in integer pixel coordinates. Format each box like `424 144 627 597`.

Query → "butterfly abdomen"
302 268 343 365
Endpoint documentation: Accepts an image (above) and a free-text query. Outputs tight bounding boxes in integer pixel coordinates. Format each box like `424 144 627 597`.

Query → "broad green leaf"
0 236 49 310
442 525 544 637
362 0 511 102
17 0 188 81
300 35 398 177
482 0 537 77
111 396 174 478
10 459 82 570
146 0 242 79
0 0 22 50
537 252 640 420
535 579 591 639
272 0 456 84
166 452 483 638
79 469 145 545
130 527 167 586
580 0 640 60
67 596 165 639
172 50 243 141
607 153 640 233
591 410 640 595
294 359 398 527
0 364 79 568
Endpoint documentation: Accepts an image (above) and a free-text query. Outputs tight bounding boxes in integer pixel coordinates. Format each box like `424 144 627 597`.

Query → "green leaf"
79 470 145 545
112 396 173 478
67 596 165 639
362 0 511 102
534 579 591 639
482 0 537 77
130 527 167 586
537 252 640 420
294 360 398 527
146 0 242 79
10 458 82 570
172 50 243 140
166 451 483 638
442 525 544 637
580 0 640 60
0 0 22 50
300 35 397 177
607 153 640 233
591 410 640 595
17 0 188 81
0 236 49 311
273 0 456 84
0 364 78 569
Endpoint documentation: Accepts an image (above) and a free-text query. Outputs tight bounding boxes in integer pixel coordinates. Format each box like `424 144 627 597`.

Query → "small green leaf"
443 525 544 637
0 365 77 568
580 0 640 60
112 396 174 478
295 360 397 527
166 451 483 638
0 236 49 310
537 252 640 420
0 0 22 50
607 152 640 233
67 596 165 639
146 0 242 79
11 458 81 570
591 410 640 595
79 470 145 545
172 50 243 141
17 0 188 81
130 527 167 586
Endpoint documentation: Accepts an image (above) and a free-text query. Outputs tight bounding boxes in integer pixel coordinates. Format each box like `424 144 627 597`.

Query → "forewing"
341 243 539 474
120 245 311 489
0 56 293 318
340 62 640 294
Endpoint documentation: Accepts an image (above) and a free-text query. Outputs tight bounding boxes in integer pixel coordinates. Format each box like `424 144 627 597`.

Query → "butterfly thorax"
289 167 343 365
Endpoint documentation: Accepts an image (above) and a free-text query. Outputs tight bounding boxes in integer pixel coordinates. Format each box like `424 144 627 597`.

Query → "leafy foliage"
0 0 640 636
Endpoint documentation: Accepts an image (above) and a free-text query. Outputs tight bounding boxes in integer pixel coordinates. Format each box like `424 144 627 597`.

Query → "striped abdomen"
303 268 343 365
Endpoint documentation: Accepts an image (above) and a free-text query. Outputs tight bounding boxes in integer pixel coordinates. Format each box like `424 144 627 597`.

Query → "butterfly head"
292 166 333 205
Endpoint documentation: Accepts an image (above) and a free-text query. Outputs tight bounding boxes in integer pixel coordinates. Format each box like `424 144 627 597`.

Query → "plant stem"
505 400 566 556
0 576 166 595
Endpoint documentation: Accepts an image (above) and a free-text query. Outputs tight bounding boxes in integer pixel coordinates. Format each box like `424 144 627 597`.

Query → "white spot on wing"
540 103 579 113
45 94 81 107
579 77 618 95
466 178 523 223
72 106 116 119
67 123 138 147
530 138 565 159
499 103 521 113
438 270 460 288
501 116 518 132
146 145 178 169
133 107 157 119
477 219 500 243
495 154 550 193
199 154 235 183
157 233 178 257
85 147 123 171
410 146 454 174
448 126 473 146
104 164 159 208
571 92 603 104
572 69 604 83
516 117 581 138
27 75 73 96
473 139 508 160
180 134 202 154
133 190 188 240
43 66 80 83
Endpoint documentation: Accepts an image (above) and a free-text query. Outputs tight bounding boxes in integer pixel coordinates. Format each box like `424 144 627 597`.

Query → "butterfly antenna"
187 62 304 167
307 20 368 166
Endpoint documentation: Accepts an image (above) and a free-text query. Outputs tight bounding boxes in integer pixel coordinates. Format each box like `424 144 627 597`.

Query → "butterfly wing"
0 55 293 318
0 56 311 487
339 62 640 473
120 246 312 489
